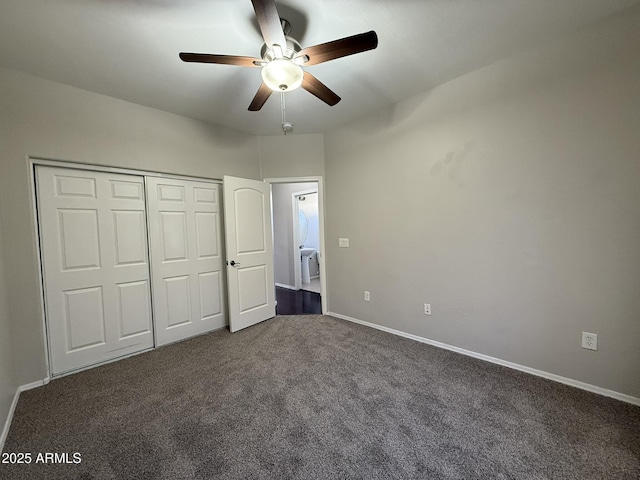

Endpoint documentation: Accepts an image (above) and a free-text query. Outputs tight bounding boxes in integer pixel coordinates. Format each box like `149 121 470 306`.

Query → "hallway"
275 287 321 315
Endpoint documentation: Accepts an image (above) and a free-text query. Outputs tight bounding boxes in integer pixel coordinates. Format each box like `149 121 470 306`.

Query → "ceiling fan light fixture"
261 59 303 92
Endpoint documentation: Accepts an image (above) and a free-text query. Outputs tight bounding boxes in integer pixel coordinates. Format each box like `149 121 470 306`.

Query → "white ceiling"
1 0 638 136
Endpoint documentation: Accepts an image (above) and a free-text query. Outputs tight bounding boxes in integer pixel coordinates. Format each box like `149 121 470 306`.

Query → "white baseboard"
327 312 640 406
275 283 297 291
0 389 20 453
20 378 50 392
1 377 49 452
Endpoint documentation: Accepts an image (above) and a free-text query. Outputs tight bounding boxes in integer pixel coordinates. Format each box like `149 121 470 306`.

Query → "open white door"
223 175 276 332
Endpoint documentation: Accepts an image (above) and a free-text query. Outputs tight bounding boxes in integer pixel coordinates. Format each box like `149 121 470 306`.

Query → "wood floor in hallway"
275 287 321 315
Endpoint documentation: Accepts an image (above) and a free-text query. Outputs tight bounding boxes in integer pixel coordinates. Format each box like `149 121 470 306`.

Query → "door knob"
229 260 240 267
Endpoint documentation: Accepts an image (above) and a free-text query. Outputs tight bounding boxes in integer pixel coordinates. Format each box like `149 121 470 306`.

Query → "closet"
36 165 225 375
146 177 225 346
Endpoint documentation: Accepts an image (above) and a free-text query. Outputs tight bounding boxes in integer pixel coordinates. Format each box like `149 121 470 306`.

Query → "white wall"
0 193 18 446
324 9 640 398
0 67 260 386
259 134 324 179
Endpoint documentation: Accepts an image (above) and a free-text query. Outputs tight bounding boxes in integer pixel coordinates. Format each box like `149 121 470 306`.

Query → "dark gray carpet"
2 315 639 479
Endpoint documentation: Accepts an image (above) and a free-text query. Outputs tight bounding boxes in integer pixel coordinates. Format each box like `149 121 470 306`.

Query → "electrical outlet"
581 332 598 351
339 238 350 248
424 303 431 315
364 291 370 302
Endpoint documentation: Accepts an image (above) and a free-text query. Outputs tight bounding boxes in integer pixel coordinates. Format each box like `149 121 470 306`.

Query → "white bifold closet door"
37 166 154 375
146 178 225 346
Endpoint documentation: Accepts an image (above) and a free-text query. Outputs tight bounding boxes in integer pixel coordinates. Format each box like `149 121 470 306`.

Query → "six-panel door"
37 167 154 375
146 178 226 346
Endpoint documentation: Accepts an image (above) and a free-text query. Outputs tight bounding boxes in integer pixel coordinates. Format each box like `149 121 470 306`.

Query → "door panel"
238 266 269 312
160 212 188 261
64 286 106 351
116 280 152 339
199 272 222 318
158 184 185 201
195 213 219 258
223 176 275 332
147 178 226 345
234 189 266 253
58 209 101 270
37 166 154 375
55 174 96 197
111 180 144 200
113 211 147 265
165 275 191 328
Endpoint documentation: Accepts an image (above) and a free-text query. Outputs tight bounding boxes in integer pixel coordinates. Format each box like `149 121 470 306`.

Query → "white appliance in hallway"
299 247 316 284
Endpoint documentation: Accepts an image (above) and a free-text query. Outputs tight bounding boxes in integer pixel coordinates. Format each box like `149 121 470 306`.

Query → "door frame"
265 177 327 314
291 186 319 290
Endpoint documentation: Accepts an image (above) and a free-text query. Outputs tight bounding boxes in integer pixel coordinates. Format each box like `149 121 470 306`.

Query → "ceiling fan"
179 0 378 112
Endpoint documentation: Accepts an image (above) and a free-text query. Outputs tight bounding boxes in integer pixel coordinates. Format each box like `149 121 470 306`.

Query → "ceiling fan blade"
296 31 378 66
179 53 263 67
248 83 273 111
302 72 341 106
251 0 287 53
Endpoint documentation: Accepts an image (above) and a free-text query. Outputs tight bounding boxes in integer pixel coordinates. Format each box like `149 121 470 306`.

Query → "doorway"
266 177 326 315
293 188 320 293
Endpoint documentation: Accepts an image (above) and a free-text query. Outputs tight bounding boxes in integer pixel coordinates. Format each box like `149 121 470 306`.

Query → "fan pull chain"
280 91 293 135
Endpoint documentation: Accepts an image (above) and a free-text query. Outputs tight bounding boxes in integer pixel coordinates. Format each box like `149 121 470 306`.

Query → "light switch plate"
339 238 350 248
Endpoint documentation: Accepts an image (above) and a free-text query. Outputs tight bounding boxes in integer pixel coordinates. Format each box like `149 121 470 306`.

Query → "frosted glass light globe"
261 59 303 92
